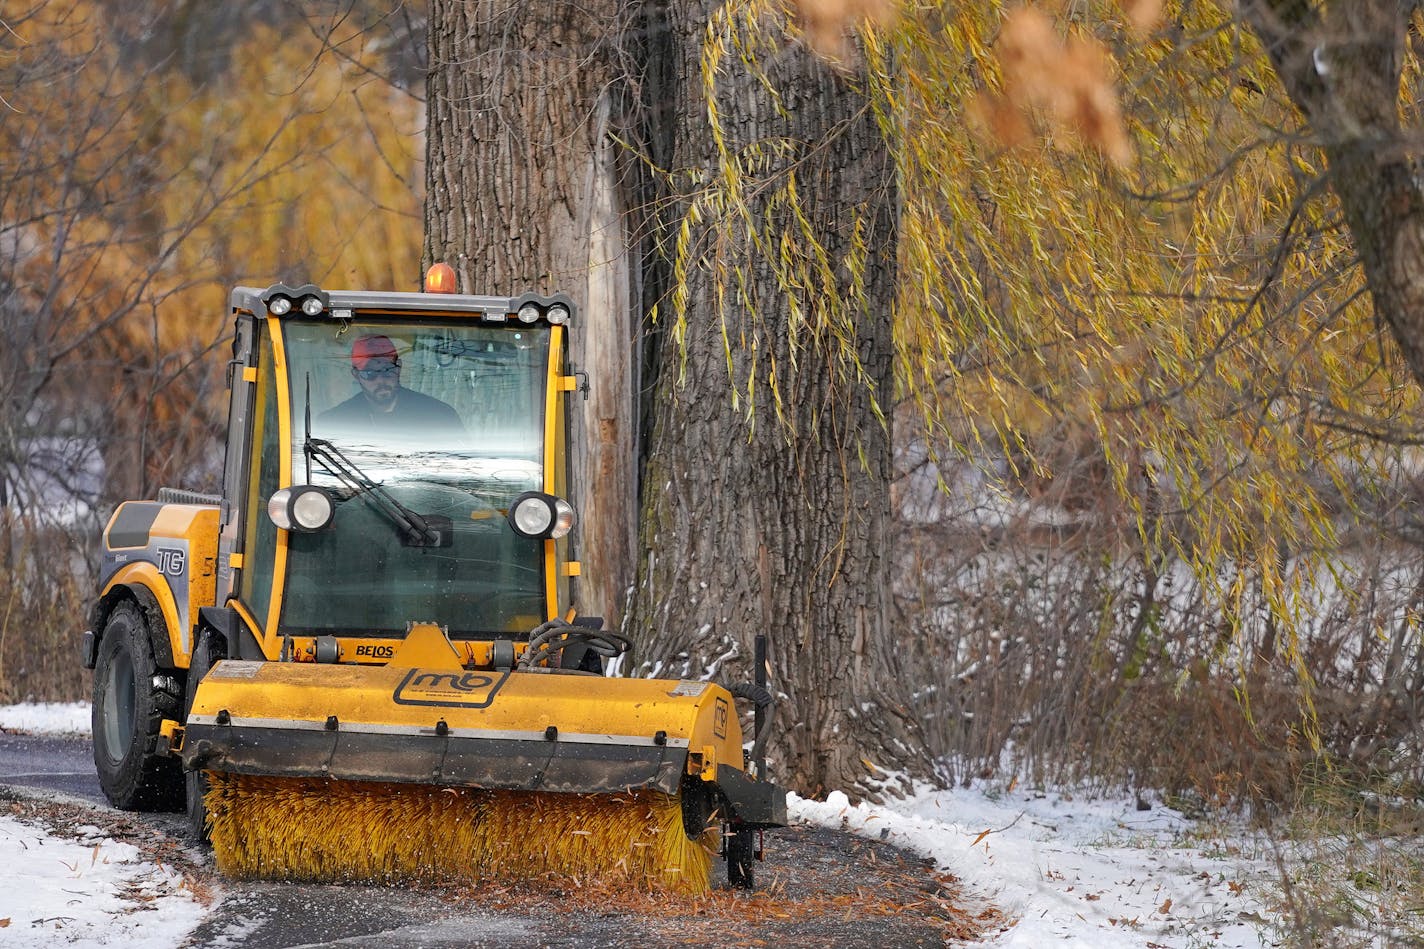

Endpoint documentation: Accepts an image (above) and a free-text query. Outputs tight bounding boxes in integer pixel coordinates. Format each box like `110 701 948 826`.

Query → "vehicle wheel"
91 601 183 811
727 824 757 889
184 631 224 844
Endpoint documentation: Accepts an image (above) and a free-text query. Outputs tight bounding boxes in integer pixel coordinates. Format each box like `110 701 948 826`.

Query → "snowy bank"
1 702 206 947
793 784 1278 948
0 815 205 948
0 701 89 736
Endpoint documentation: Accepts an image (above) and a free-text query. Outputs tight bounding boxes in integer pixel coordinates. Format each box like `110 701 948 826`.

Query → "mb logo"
155 547 186 577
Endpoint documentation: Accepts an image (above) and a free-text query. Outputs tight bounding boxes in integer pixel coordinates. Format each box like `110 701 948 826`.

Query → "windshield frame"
261 312 561 639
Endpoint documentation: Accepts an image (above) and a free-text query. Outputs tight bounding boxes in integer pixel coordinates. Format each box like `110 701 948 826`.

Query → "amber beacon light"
424 262 457 294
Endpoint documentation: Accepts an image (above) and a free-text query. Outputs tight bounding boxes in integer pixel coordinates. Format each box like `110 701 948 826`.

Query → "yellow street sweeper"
84 267 785 892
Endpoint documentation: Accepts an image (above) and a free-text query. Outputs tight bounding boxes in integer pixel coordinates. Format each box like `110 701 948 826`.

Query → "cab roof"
230 284 575 325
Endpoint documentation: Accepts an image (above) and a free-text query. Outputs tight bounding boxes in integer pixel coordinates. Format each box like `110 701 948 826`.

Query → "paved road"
0 732 103 800
0 732 985 947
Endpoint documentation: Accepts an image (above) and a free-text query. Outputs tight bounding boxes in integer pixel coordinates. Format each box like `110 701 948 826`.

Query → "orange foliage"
790 0 1155 163
1 0 421 498
1124 0 1165 35
155 21 425 343
789 0 898 58
971 6 1135 167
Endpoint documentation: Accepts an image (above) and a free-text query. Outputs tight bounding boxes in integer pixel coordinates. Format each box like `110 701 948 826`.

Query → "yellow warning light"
424 263 457 294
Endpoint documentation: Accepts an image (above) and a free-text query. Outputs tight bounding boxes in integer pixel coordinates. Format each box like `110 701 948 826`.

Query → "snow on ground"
794 784 1278 948
0 815 205 948
1 702 206 948
0 701 89 735
3 701 1283 947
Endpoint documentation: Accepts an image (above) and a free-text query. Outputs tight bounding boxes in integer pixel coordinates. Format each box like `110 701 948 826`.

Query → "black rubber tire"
91 601 183 811
183 631 224 844
727 824 756 889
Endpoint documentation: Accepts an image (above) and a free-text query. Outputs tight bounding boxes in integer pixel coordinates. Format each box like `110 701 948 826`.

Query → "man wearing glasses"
318 334 465 439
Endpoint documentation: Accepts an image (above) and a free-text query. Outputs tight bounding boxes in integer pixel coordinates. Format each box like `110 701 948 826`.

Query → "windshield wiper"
303 436 448 547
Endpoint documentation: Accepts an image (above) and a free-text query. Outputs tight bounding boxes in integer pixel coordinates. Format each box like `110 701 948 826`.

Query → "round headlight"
547 304 570 325
268 487 294 529
291 486 334 530
510 494 554 537
268 486 335 532
300 295 324 316
507 492 576 538
551 498 575 538
517 304 540 324
267 296 293 316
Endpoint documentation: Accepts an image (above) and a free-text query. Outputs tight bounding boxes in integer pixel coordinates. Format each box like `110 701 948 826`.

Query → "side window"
239 330 280 629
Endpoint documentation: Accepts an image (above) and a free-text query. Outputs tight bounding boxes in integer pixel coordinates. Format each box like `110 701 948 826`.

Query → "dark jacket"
316 388 465 442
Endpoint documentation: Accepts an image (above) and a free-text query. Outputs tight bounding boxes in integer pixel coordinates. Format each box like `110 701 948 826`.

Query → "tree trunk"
626 4 925 797
424 0 637 628
1243 2 1424 388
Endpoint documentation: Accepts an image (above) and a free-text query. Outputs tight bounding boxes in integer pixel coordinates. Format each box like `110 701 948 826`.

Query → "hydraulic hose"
519 618 632 671
725 681 775 776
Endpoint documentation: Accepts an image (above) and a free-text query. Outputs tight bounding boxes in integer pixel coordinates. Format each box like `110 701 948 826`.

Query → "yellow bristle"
204 773 714 895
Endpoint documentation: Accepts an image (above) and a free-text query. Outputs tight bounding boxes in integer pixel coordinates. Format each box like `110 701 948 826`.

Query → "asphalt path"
0 732 103 800
0 732 989 947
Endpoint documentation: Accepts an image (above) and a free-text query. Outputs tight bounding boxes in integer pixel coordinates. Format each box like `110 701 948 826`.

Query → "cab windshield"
276 318 550 637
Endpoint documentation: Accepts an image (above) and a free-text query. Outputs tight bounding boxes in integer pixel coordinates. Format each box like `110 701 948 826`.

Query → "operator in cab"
317 334 465 440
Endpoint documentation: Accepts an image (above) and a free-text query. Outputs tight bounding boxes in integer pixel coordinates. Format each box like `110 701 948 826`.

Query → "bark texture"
425 0 637 626
1243 2 1424 388
625 4 924 797
425 0 927 796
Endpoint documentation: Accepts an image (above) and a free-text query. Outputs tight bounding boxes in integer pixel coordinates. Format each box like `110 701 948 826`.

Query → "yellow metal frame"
278 634 535 667
265 316 293 646
542 325 565 619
